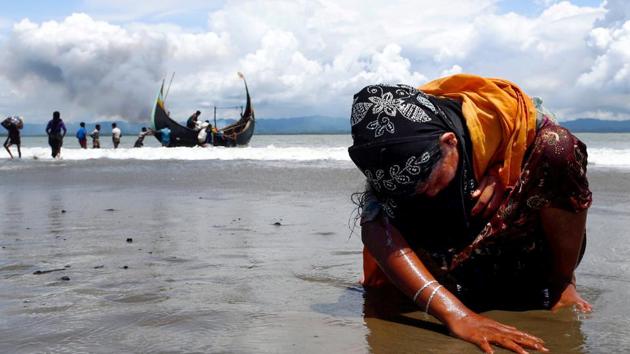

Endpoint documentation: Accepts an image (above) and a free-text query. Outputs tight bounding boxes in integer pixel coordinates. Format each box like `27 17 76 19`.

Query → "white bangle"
425 285 443 313
412 280 438 304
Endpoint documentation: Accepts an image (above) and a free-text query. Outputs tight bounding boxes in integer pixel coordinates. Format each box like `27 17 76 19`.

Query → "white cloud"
2 0 630 122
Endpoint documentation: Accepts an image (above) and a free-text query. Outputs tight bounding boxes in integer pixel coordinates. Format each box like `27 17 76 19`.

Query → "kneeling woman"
348 75 592 354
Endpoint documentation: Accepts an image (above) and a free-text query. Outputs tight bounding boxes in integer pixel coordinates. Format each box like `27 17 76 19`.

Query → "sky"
0 0 628 123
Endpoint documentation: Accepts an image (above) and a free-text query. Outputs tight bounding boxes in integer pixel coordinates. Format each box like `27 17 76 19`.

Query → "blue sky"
0 1 601 26
497 0 601 15
1 0 629 123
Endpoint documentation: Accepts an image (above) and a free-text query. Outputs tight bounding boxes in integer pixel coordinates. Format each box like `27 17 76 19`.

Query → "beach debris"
93 265 104 269
59 276 70 281
61 209 67 213
64 265 71 268
126 238 133 243
273 221 282 226
123 265 129 269
33 268 66 275
105 208 116 212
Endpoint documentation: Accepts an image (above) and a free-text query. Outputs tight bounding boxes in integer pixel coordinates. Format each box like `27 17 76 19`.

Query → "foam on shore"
4 146 630 169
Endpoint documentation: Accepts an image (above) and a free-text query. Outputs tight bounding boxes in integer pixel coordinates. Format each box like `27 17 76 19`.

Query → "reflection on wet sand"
0 160 627 353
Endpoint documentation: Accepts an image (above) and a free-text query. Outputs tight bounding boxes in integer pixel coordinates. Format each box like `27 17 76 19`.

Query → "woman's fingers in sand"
449 313 548 354
477 328 548 354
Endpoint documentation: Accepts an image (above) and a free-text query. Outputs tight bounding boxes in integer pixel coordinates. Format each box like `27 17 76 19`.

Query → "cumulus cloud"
0 13 168 121
572 0 630 117
1 0 629 122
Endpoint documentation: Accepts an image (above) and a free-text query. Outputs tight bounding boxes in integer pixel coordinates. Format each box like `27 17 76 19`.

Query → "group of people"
2 109 236 158
2 111 160 159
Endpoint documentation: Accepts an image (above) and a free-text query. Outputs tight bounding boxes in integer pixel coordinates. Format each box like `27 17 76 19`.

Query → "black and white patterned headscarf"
348 84 454 199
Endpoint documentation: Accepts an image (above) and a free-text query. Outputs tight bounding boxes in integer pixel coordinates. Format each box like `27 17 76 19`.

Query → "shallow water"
0 155 629 353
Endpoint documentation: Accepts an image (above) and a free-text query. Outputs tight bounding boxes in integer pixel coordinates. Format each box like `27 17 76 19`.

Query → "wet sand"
0 160 629 353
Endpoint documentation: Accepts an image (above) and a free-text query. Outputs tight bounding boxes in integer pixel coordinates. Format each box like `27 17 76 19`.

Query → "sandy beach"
0 142 629 353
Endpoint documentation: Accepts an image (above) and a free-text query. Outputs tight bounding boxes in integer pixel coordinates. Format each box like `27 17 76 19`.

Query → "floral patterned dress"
361 118 592 310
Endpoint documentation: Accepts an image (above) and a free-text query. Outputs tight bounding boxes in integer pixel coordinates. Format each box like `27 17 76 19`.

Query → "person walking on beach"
76 122 88 149
2 116 23 159
187 110 201 130
349 75 592 354
90 124 101 148
111 123 121 148
46 111 66 159
133 127 153 148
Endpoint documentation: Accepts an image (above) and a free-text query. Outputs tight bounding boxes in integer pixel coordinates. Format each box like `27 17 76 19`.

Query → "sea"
1 133 629 353
1 133 630 168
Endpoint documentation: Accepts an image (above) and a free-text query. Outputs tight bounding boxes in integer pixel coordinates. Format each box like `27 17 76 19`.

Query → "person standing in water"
187 110 201 129
45 111 66 159
111 123 122 148
133 127 153 148
197 121 213 146
2 116 23 159
76 122 87 149
90 124 101 148
158 127 171 147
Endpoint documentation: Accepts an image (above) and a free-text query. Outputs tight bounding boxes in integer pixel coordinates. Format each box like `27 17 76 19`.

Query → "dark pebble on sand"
105 208 116 212
273 222 282 226
64 265 71 268
94 265 104 269
123 265 128 269
61 210 66 213
60 276 70 281
126 238 133 243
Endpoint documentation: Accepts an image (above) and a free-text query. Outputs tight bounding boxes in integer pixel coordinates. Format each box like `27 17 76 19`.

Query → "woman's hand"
471 174 505 219
447 312 549 354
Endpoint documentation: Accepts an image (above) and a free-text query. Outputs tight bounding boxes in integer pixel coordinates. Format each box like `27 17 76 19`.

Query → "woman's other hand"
471 174 505 219
447 312 549 354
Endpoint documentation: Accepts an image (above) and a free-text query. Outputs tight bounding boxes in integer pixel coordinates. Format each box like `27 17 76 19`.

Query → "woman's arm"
362 214 548 354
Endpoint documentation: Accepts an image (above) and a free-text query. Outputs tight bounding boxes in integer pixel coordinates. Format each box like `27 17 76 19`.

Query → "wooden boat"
151 73 255 147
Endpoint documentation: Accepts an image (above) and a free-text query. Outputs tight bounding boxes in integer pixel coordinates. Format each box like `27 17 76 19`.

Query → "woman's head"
348 84 458 199
52 111 60 121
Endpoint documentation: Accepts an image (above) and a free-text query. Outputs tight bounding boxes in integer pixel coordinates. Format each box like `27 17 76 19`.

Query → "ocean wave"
587 148 630 168
16 146 353 162
4 146 629 169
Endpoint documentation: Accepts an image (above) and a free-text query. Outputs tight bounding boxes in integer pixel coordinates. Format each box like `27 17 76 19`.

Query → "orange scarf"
420 74 537 188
